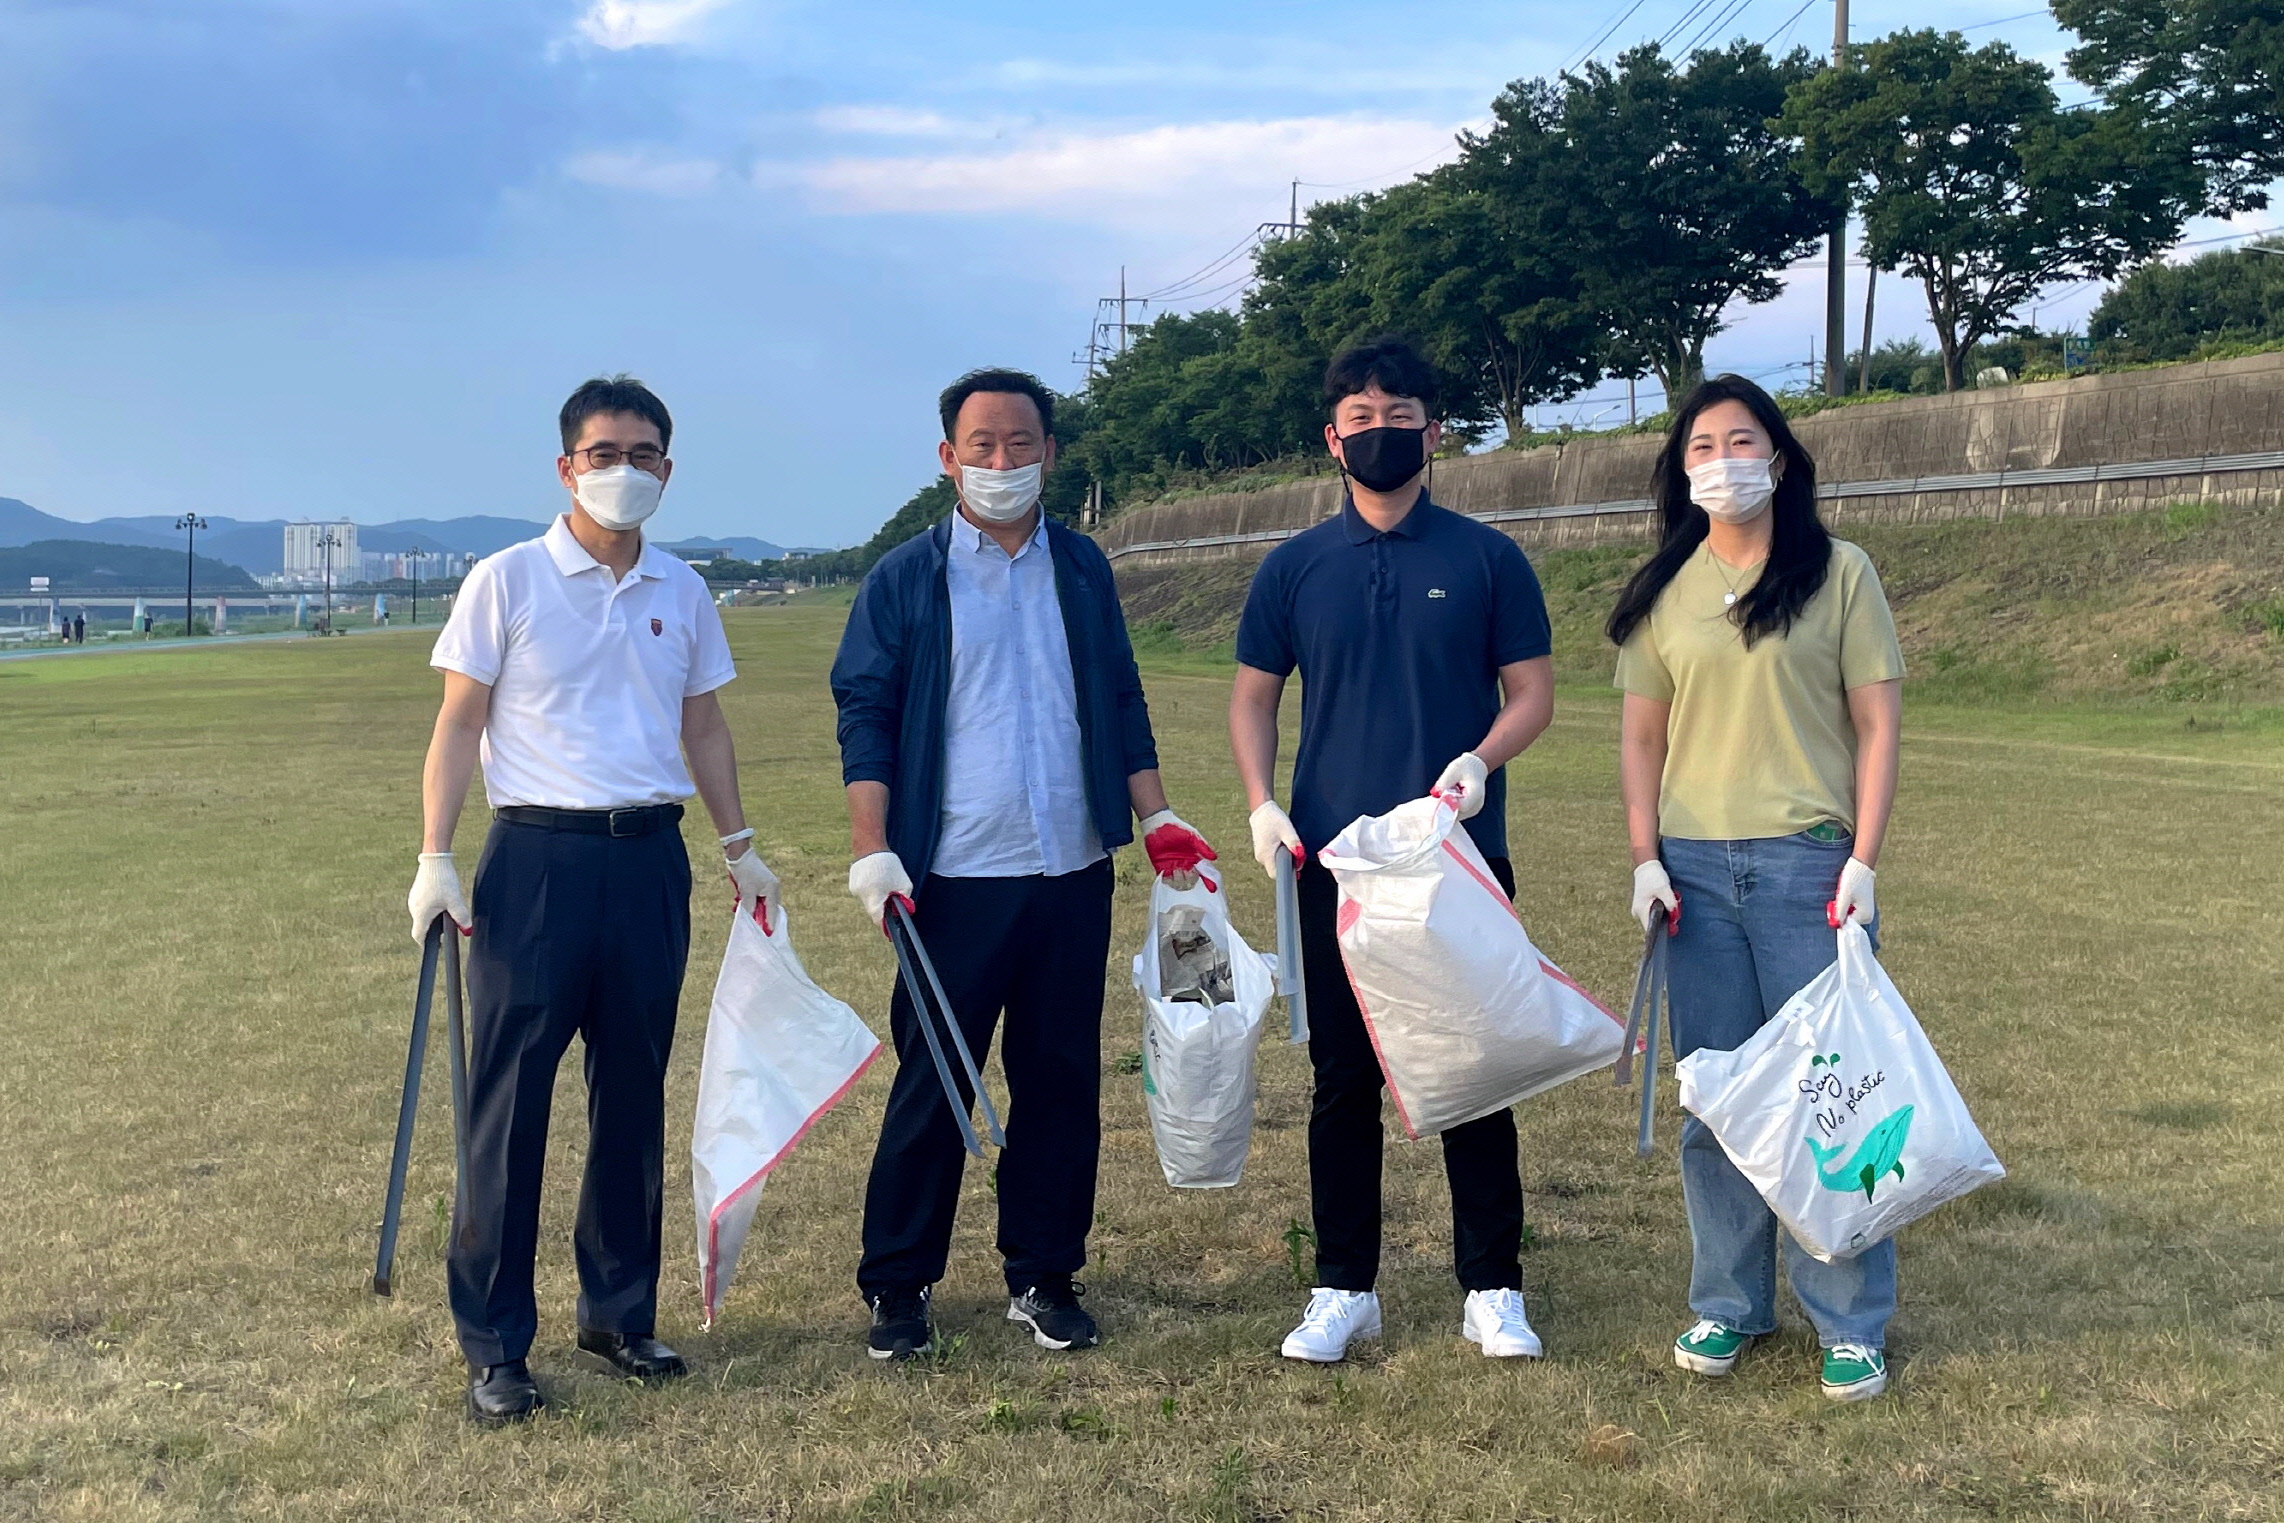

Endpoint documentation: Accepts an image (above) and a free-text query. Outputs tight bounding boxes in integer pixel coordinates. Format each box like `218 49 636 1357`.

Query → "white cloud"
811 105 1012 141
564 149 723 196
772 116 1466 230
575 0 735 50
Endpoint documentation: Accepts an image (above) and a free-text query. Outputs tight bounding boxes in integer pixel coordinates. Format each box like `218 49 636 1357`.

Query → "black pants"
447 817 692 1367
857 859 1114 1300
1298 856 1526 1293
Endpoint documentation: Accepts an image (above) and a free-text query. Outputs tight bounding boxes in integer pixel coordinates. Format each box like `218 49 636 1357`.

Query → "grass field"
3 603 2282 1522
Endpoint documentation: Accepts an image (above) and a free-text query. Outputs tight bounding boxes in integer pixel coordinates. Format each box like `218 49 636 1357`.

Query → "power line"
1680 0 1759 55
1657 0 1725 48
1760 0 1816 48
1563 0 1651 71
1960 9 2049 31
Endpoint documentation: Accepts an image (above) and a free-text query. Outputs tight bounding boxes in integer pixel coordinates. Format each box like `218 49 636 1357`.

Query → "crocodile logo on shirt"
1427 588 1447 599
650 618 664 635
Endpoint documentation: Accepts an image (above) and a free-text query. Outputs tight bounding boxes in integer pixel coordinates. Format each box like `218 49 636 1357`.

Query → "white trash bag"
1319 796 1625 1140
1130 860 1276 1188
693 902 881 1327
1676 921 2004 1263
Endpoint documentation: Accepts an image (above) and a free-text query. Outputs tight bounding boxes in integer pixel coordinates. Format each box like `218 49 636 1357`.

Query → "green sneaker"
1672 1318 1751 1376
1821 1343 1888 1402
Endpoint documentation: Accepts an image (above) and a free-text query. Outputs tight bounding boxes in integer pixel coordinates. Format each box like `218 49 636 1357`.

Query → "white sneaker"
1280 1288 1382 1363
1461 1288 1544 1359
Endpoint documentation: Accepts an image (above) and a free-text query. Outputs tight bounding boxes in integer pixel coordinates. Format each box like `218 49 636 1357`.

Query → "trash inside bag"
1131 861 1275 1187
1158 904 1237 1006
1318 795 1624 1140
693 903 880 1327
1676 922 2004 1262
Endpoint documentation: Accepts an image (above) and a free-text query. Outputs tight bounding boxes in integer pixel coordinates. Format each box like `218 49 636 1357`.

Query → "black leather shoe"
576 1328 689 1382
466 1360 545 1425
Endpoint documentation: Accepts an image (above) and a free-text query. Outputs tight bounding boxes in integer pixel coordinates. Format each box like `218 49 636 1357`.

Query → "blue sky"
2 0 2270 547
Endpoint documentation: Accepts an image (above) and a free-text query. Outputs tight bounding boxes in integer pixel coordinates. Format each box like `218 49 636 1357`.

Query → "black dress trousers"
857 857 1115 1300
447 817 692 1368
1296 855 1527 1294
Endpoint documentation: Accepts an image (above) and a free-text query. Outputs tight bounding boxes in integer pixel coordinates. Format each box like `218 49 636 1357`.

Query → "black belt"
495 803 684 837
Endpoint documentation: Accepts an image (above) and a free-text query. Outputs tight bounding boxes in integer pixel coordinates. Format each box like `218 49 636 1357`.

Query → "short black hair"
938 367 1055 440
560 374 672 454
1323 337 1440 418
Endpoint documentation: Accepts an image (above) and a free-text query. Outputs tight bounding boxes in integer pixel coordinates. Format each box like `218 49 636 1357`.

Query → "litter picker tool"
1613 905 1670 1157
884 899 1007 1156
1273 845 1309 1044
371 915 470 1296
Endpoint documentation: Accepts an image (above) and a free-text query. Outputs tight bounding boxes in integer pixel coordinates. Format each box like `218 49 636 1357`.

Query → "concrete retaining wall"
1094 350 2284 566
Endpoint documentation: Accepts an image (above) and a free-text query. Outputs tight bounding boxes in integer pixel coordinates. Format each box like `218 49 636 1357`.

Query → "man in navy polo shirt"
1229 338 1556 1364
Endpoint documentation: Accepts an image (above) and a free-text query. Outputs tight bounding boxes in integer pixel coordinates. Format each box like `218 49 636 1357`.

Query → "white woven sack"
1676 921 2004 1263
693 903 880 1327
1130 860 1276 1187
1319 796 1624 1140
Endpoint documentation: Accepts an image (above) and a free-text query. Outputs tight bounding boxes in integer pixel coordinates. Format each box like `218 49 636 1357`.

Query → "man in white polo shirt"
408 374 779 1425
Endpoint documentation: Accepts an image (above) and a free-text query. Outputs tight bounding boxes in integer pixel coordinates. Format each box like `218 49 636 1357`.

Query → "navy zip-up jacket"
829 516 1159 885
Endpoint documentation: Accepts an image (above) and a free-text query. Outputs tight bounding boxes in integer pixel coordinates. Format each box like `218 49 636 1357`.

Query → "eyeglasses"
570 445 665 470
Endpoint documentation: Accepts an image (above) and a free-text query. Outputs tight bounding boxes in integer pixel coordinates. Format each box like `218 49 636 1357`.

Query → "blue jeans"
1662 832 1898 1350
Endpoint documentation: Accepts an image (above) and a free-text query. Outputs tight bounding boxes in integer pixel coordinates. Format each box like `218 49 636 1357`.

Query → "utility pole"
1824 0 1850 396
408 548 426 625
1858 261 1878 395
318 525 340 634
1257 180 1302 241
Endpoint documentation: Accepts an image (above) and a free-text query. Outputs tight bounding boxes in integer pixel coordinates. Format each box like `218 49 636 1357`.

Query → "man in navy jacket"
830 368 1216 1360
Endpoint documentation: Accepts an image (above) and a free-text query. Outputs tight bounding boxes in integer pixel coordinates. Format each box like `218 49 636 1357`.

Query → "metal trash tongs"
371 914 472 1296
885 898 1007 1158
1273 845 1310 1043
1613 903 1671 1157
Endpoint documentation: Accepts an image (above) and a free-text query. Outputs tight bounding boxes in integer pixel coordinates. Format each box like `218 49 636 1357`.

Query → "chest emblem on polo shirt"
650 618 664 635
1427 588 1447 599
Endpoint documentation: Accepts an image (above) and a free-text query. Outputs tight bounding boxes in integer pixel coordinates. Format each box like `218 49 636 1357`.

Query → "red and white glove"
1249 800 1302 879
1140 809 1217 883
1829 857 1876 928
408 852 473 942
849 850 914 932
1432 751 1490 820
1631 860 1679 934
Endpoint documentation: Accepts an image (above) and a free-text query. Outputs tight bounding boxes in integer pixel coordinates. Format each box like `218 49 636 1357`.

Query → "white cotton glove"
848 850 914 930
1248 800 1303 879
1630 860 1679 933
1830 857 1876 928
1432 751 1490 820
408 851 472 942
725 845 781 929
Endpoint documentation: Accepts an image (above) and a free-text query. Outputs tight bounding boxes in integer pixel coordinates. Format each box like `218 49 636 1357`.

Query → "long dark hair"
1605 374 1832 649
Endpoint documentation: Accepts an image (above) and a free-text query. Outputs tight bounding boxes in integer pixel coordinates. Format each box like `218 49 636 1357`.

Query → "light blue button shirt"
935 512 1105 879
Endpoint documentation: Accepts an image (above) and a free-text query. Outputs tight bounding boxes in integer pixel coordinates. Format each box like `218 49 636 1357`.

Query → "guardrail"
1102 449 2284 562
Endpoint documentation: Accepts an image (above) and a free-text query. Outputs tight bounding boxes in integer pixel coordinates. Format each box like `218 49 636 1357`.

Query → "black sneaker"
1007 1279 1099 1351
867 1286 935 1362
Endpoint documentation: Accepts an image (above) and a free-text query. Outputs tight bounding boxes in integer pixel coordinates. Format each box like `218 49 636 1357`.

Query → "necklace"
1710 551 1755 607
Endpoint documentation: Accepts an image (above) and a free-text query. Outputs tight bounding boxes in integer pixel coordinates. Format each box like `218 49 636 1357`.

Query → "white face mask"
573 463 664 530
958 462 1043 524
1686 456 1777 524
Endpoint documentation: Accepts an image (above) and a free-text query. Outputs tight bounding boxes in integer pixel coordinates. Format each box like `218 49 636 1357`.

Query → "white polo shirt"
431 515 736 809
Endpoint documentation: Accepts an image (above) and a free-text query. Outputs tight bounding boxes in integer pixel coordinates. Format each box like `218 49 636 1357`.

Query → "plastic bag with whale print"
1675 921 2004 1263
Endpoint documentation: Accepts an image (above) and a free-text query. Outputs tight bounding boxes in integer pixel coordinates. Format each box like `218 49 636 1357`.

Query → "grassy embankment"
1 596 2280 1521
1119 500 2284 712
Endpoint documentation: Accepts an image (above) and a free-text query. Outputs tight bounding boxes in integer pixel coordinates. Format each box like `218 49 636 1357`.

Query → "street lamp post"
317 526 341 634
175 514 208 636
407 548 427 625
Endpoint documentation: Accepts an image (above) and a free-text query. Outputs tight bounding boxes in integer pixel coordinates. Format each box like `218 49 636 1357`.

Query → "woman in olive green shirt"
1607 374 1905 1403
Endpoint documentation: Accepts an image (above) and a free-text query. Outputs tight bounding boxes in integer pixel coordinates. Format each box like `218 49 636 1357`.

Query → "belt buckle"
607 807 644 838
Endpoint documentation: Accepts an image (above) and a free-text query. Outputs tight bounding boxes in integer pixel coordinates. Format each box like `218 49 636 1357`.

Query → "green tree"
1785 29 2197 391
1349 167 1602 439
2088 237 2284 359
1475 42 1833 398
2054 0 2284 214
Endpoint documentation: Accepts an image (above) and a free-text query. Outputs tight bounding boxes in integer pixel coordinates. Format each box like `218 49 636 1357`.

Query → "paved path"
0 626 427 663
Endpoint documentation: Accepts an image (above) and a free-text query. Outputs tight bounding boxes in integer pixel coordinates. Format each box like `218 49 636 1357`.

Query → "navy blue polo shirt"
1234 494 1552 863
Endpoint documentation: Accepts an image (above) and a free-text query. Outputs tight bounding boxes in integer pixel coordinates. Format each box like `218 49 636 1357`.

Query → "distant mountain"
0 495 810 574
1 540 259 591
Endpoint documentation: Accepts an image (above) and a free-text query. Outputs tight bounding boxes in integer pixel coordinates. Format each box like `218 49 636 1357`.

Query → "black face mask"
1336 425 1428 493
